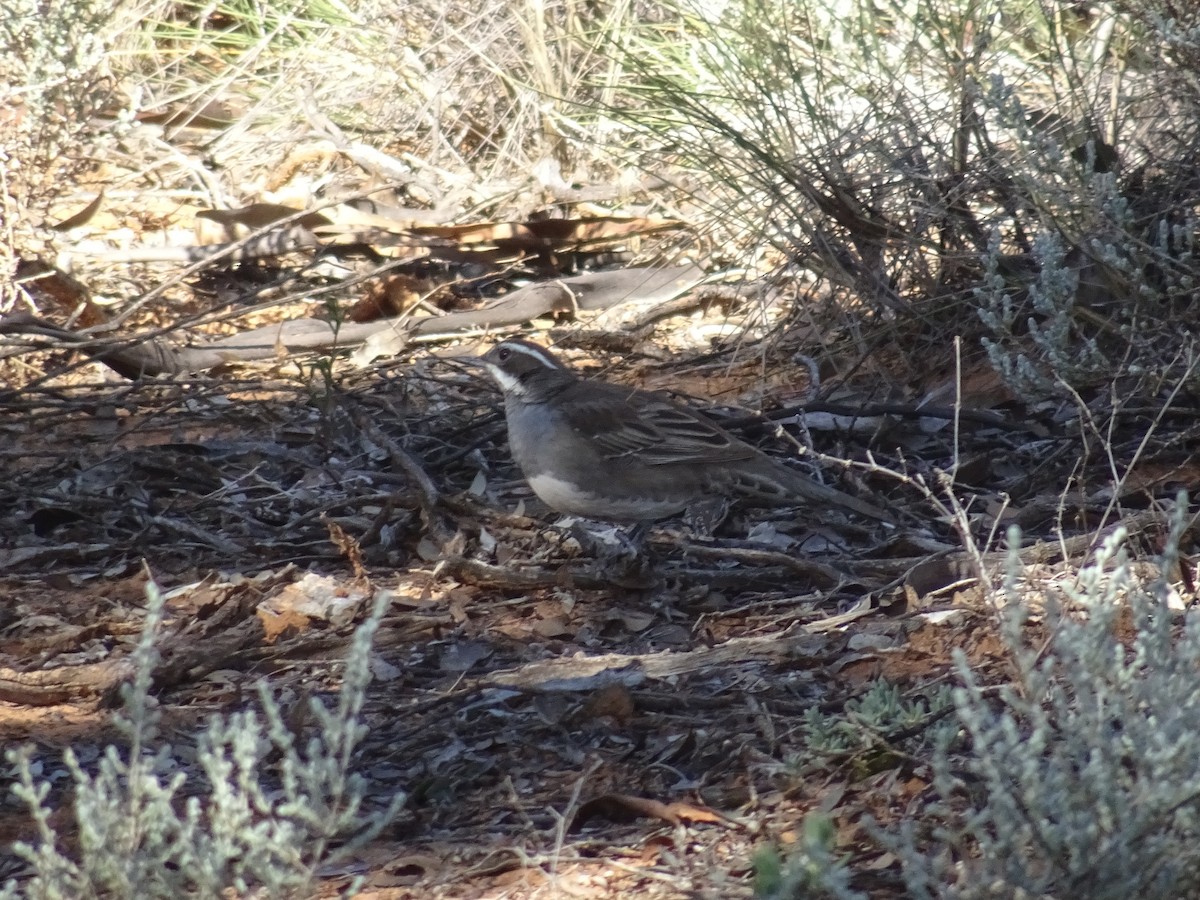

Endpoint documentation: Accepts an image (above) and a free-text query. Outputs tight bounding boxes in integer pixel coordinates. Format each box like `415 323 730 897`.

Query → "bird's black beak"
444 353 487 372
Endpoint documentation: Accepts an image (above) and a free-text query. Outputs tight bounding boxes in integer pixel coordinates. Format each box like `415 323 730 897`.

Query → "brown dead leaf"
196 202 331 235
346 273 434 322
615 608 655 632
257 606 313 643
411 216 682 256
446 588 471 623
325 517 367 580
532 615 574 639
1119 458 1200 495
817 781 847 813
918 360 1016 413
366 853 445 887
637 833 678 864
569 793 731 831
134 98 240 129
14 258 108 328
900 776 929 800
256 572 367 642
438 640 492 673
863 851 899 870
574 683 636 727
50 191 105 231
835 818 862 848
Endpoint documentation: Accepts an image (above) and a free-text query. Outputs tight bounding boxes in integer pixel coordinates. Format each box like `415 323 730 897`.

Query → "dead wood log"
1 265 707 379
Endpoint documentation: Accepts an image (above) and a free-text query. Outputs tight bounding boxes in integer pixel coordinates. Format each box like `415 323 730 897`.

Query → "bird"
468 338 893 526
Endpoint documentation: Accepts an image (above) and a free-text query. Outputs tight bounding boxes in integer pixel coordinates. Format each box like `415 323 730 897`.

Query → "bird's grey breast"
503 394 566 475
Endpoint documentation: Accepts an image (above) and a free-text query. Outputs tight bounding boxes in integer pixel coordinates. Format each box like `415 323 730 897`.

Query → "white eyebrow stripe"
502 342 566 370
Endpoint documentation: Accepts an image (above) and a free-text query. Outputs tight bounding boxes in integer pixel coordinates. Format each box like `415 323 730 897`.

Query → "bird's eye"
497 347 511 361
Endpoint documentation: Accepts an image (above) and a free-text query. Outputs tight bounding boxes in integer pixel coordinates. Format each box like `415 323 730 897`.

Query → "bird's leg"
681 497 731 537
618 520 652 553
564 519 660 587
565 519 647 559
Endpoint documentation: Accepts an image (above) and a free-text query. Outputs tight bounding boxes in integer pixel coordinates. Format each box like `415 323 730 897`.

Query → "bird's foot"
680 497 730 537
567 520 659 588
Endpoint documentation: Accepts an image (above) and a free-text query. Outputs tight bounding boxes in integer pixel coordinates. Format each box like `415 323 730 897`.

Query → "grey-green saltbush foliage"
890 499 1200 899
978 228 1114 402
753 813 863 900
3 580 404 899
804 679 954 757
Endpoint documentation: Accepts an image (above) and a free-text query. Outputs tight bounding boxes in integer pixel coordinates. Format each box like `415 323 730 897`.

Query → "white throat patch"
483 362 524 395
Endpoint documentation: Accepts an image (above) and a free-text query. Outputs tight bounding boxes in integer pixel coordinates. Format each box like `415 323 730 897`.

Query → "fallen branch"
1 265 707 378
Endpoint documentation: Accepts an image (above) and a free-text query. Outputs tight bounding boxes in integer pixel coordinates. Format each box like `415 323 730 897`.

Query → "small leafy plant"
3 579 403 899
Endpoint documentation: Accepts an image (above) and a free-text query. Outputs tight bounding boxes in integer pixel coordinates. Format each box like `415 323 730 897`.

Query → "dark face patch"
481 340 572 398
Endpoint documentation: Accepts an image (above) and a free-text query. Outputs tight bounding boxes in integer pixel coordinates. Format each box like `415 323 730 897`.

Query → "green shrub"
3 581 403 899
888 504 1200 898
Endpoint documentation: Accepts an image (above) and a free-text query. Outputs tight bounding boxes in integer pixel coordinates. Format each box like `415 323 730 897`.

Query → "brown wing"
559 381 757 465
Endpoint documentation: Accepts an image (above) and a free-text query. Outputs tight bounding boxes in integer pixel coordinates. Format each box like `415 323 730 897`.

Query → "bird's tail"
729 460 895 524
